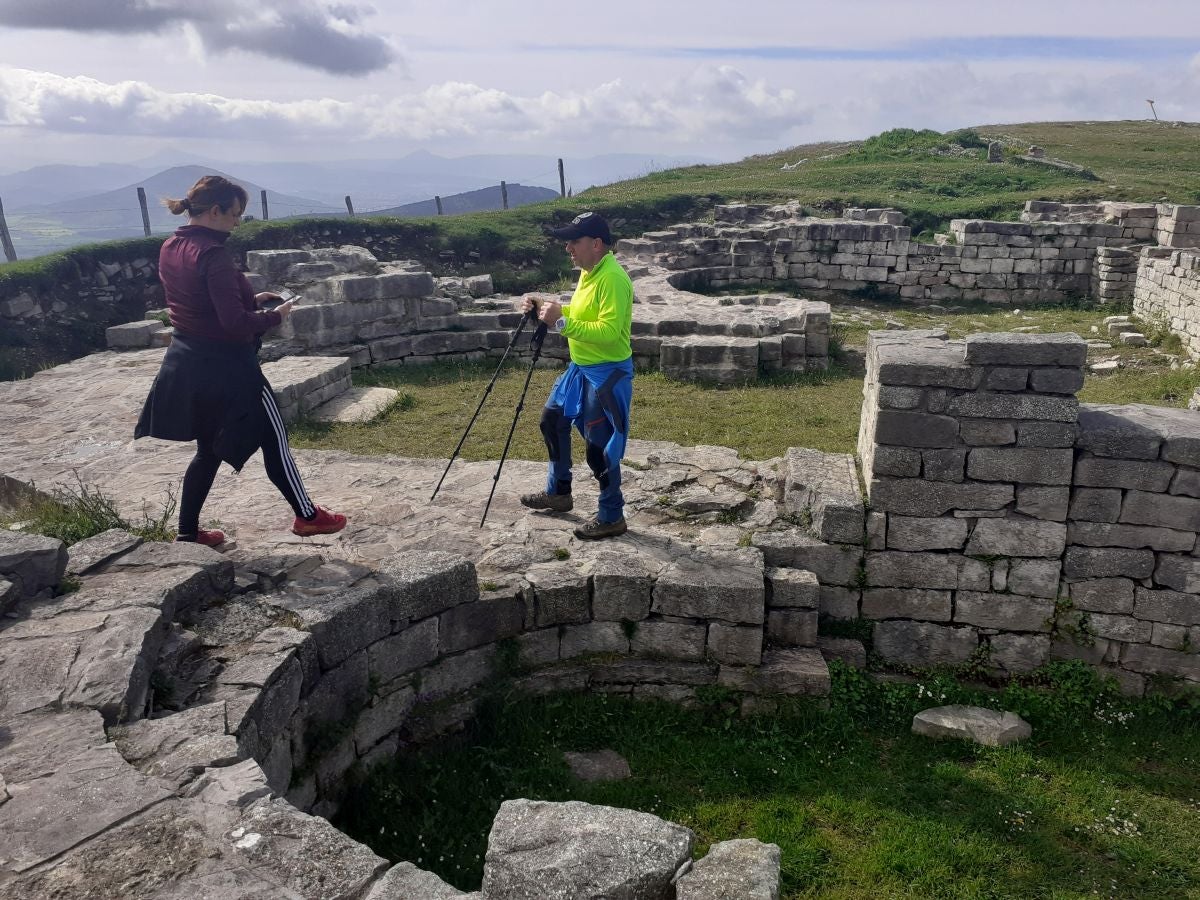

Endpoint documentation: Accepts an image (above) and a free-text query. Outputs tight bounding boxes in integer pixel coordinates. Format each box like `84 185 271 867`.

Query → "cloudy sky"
1 0 1198 173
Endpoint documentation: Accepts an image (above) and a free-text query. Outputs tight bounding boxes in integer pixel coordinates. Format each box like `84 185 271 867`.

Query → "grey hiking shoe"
520 490 573 512
574 516 627 540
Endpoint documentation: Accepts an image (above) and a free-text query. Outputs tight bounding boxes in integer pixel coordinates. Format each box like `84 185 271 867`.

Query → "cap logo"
572 213 594 224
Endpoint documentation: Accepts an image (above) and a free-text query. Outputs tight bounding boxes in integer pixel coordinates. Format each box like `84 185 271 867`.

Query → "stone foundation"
1134 247 1200 359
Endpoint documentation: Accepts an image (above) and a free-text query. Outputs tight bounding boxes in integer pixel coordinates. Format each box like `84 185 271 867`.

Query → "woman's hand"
255 291 281 307
275 299 297 321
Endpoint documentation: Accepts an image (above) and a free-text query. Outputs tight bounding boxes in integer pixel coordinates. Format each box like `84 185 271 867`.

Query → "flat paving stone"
912 704 1032 747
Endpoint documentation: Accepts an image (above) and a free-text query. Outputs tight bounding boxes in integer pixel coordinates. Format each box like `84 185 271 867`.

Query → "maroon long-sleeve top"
159 225 282 342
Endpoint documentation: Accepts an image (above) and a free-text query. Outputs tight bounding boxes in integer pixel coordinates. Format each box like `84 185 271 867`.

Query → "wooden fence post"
500 181 508 210
435 195 443 216
261 190 269 221
0 196 17 262
558 159 566 198
345 195 355 217
137 187 151 236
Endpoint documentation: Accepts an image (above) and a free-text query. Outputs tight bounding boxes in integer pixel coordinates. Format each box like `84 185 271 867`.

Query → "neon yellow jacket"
560 252 633 365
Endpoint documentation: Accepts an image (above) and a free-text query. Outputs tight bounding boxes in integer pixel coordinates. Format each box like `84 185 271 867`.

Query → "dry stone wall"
853 329 1200 693
618 200 1200 308
1133 248 1200 358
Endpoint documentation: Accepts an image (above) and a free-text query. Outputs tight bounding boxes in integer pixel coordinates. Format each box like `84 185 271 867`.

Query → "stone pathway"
0 348 795 583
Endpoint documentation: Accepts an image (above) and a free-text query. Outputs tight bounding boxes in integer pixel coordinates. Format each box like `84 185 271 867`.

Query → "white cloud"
0 65 816 147
0 0 398 75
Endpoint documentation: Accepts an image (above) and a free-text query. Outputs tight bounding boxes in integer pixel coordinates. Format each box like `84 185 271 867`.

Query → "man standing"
519 212 634 540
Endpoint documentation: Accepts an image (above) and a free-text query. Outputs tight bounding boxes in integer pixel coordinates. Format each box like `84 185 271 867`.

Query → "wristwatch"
555 316 567 332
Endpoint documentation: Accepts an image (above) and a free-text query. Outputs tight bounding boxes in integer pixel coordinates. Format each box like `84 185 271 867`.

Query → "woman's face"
208 202 243 233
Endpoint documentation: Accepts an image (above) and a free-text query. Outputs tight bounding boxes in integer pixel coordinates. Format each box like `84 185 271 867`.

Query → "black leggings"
178 384 316 535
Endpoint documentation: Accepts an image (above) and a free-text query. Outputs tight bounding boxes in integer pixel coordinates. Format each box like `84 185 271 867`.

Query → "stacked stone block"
858 330 1087 675
1091 247 1139 303
851 329 1200 693
617 205 913 297
184 546 832 818
1155 203 1200 250
1064 404 1200 690
1022 201 1158 241
617 200 1150 307
1134 248 1200 358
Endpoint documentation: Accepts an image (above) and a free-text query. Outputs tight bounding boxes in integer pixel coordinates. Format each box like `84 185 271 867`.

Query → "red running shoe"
292 505 347 537
176 528 226 547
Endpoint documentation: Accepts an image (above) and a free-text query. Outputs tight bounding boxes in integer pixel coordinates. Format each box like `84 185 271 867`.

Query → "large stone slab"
109 701 239 788
65 528 143 577
378 550 479 621
652 548 764 624
676 838 782 900
867 478 1013 516
912 705 1031 746
873 621 979 667
0 745 172 874
0 708 106 785
963 333 1086 366
752 530 861 585
481 799 694 900
0 531 67 599
965 518 1066 557
782 448 864 543
367 861 465 898
717 647 830 696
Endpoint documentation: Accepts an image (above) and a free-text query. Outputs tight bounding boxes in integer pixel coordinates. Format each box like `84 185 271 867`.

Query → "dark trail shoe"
574 517 627 540
520 491 573 512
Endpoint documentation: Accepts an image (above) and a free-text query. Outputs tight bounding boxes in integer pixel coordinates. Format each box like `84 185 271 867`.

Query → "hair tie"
181 199 191 212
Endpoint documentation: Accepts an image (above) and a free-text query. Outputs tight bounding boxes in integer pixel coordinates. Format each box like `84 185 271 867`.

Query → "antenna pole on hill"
261 190 270 221
435 195 443 216
0 196 17 262
558 158 566 198
1146 99 1159 121
136 187 151 237
344 195 355 217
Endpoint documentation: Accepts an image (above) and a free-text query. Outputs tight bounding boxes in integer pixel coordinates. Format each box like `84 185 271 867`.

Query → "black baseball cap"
547 211 612 244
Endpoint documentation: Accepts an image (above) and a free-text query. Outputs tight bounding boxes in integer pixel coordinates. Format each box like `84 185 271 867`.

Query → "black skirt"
134 334 269 471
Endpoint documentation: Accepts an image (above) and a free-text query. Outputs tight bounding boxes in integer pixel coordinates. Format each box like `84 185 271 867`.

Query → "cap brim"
546 224 584 240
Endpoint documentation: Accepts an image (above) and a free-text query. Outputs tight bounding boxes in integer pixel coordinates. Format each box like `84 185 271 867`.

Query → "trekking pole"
480 320 549 527
430 308 536 502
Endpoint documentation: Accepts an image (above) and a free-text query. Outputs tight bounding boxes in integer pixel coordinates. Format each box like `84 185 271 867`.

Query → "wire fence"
0 159 572 263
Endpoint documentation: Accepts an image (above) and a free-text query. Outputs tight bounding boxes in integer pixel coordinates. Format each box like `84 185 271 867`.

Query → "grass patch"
294 298 1198 461
337 662 1200 897
0 476 177 544
290 359 864 460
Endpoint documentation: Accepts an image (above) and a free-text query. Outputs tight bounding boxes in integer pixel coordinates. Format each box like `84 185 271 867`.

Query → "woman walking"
135 175 346 545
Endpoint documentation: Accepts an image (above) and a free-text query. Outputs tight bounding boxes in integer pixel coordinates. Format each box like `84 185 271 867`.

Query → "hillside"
4 121 1200 290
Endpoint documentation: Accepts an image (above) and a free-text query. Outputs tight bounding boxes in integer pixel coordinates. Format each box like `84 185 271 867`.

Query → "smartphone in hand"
262 289 298 311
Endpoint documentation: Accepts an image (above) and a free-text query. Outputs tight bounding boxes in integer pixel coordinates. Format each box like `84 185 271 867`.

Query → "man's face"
565 236 605 270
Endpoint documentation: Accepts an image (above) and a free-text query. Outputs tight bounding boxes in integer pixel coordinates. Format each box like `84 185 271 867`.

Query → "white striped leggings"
178 385 315 536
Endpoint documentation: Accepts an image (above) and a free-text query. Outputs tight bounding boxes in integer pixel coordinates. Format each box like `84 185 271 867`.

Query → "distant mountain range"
0 150 710 259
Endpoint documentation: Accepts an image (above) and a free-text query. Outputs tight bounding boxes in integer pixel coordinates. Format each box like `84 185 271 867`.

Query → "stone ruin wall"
8 198 1200 381
1134 245 1200 359
844 329 1200 694
617 199 1200 311
4 347 1200 896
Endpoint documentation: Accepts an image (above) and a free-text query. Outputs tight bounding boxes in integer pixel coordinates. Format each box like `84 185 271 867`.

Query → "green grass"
291 299 1200 462
289 359 864 461
337 664 1200 897
0 477 177 545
